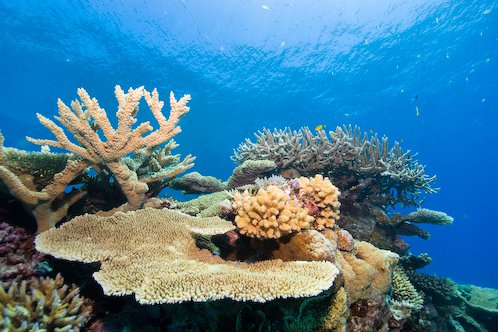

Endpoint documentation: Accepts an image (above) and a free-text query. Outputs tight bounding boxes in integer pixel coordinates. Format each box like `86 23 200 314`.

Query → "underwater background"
0 0 497 294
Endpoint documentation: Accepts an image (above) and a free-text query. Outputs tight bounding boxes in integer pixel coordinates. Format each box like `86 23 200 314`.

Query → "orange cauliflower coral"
298 174 341 230
233 185 314 239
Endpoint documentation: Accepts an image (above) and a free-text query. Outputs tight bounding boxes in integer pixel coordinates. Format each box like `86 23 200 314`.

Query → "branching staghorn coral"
232 126 437 208
121 139 195 197
6 85 193 220
0 274 92 331
0 132 88 232
36 208 339 304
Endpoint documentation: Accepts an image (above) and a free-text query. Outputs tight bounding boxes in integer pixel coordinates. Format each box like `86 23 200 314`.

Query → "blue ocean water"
0 0 497 289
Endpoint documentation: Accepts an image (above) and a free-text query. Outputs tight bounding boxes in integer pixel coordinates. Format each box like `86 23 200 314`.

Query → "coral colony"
0 86 496 331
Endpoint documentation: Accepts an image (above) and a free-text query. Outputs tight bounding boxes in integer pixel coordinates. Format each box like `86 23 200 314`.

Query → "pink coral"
0 222 45 280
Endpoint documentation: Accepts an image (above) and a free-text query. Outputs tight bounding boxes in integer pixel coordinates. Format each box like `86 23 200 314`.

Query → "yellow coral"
233 185 314 239
36 208 339 304
298 174 341 230
0 274 92 331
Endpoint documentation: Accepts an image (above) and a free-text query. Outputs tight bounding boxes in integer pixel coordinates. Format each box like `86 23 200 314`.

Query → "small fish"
262 4 270 10
369 129 374 134
218 178 223 183
483 9 492 15
416 106 420 117
90 121 101 131
435 17 439 24
315 124 326 131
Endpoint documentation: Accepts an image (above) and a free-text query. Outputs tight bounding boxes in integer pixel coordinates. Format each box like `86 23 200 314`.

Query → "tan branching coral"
337 241 399 303
26 86 193 211
233 186 314 239
232 126 438 207
0 274 92 331
297 174 341 230
0 132 87 232
36 208 339 304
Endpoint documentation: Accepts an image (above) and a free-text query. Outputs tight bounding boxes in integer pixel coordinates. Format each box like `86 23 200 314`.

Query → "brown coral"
298 174 341 230
233 185 314 239
36 208 339 304
0 274 92 331
337 241 398 303
272 230 337 262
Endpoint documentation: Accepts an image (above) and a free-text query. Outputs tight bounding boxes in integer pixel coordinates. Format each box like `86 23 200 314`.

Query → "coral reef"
232 126 437 208
0 85 487 331
36 208 339 304
0 274 92 331
0 222 46 280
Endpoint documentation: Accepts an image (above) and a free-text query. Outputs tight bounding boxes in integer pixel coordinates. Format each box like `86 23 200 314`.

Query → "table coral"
36 208 339 304
0 274 92 331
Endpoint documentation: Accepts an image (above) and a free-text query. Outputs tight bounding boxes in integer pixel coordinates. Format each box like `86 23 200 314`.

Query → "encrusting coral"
171 171 226 194
336 241 399 303
0 274 92 331
0 222 46 280
0 85 194 232
272 230 336 262
36 208 339 304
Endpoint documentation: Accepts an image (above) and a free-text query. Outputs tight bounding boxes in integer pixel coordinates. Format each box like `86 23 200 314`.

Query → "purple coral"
0 222 45 280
